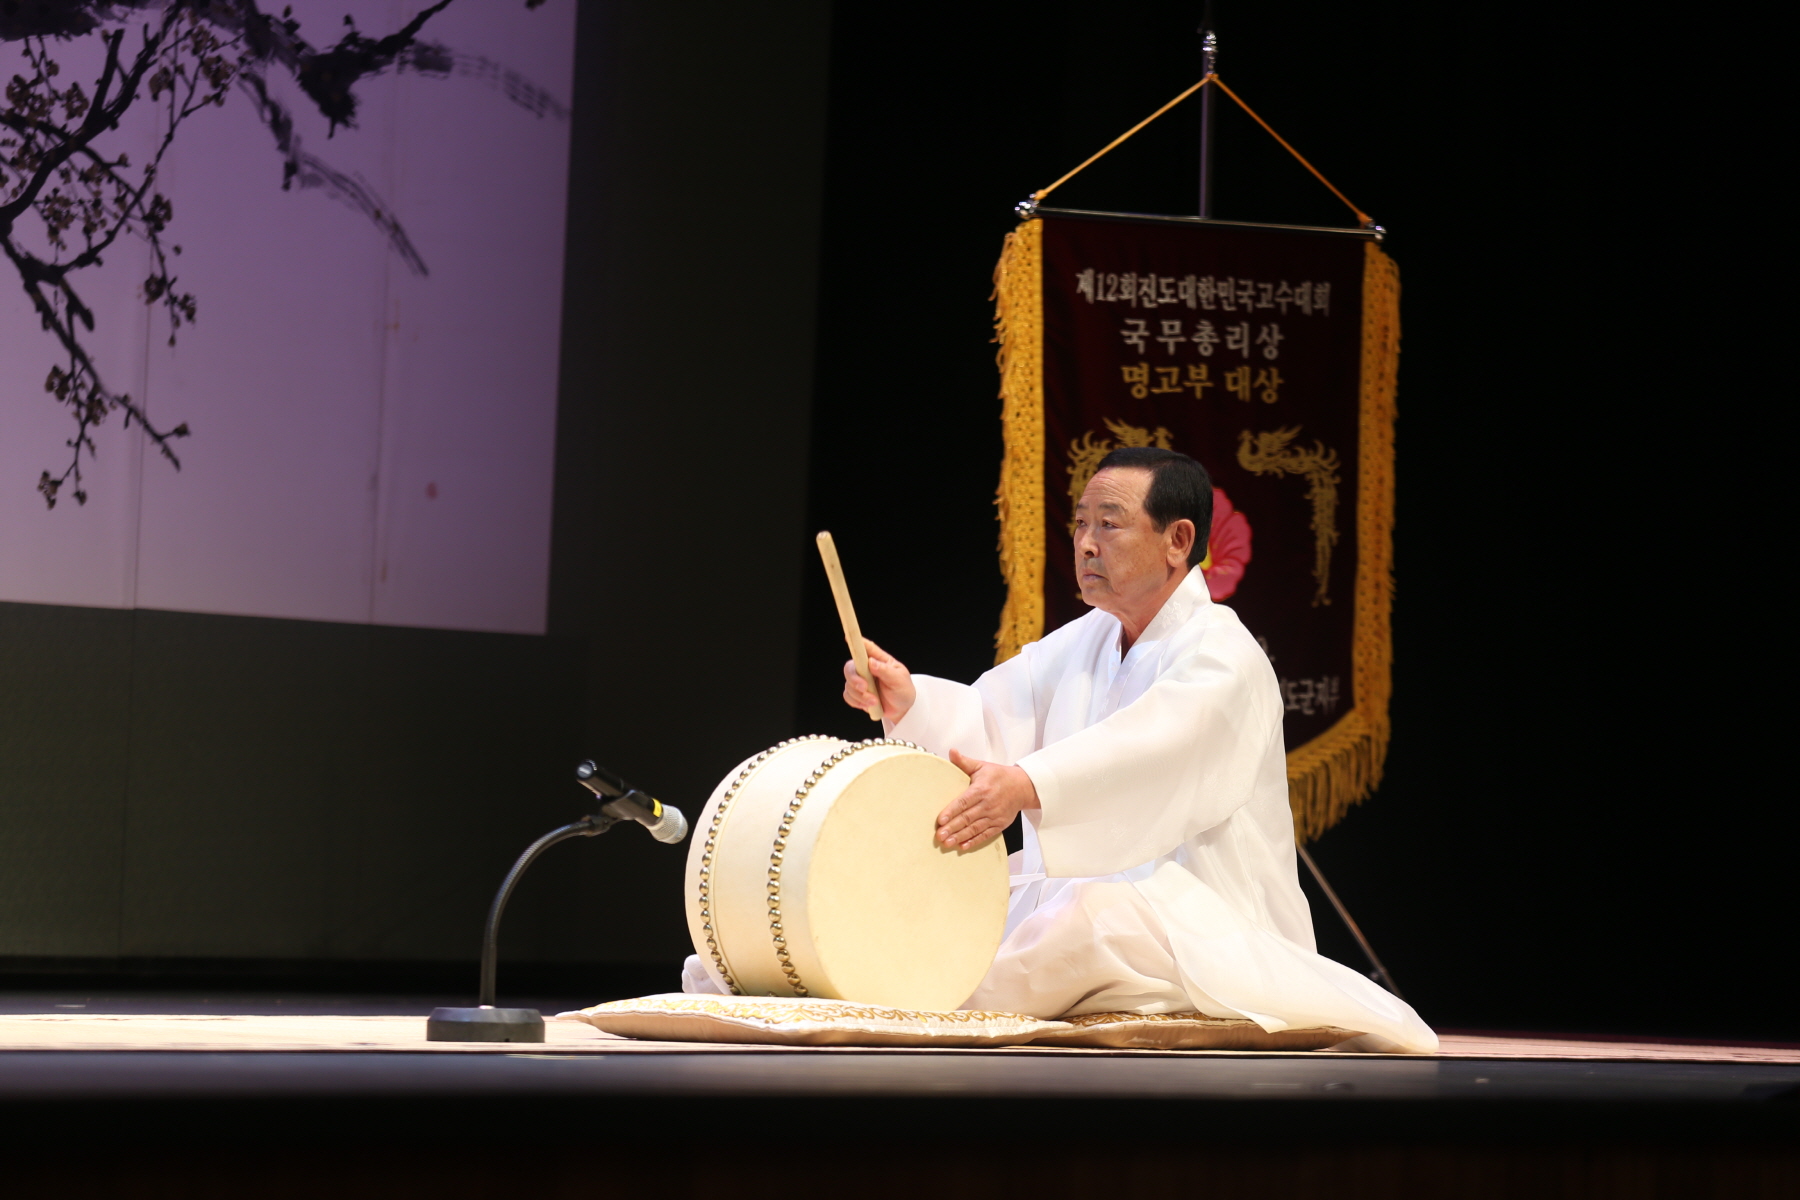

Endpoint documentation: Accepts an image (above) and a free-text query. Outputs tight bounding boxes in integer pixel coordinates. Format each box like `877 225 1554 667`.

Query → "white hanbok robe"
889 567 1438 1054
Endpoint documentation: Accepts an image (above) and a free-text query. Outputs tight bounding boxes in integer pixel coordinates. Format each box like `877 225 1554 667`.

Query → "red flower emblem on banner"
1202 487 1252 601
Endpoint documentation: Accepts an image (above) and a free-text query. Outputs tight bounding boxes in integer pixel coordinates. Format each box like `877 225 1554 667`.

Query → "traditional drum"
684 736 1009 1011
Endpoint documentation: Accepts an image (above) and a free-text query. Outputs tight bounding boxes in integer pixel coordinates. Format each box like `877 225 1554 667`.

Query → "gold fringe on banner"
992 219 1046 663
1286 242 1399 842
990 228 1401 844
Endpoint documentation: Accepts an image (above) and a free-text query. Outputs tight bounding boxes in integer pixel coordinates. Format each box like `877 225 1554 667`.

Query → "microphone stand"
426 765 675 1043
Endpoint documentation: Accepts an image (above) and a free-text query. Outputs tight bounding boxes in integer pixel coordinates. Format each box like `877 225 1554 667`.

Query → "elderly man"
841 447 1436 1053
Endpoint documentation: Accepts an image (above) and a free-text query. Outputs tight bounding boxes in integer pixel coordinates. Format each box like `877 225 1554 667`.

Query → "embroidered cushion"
1029 1010 1360 1051
559 994 1070 1048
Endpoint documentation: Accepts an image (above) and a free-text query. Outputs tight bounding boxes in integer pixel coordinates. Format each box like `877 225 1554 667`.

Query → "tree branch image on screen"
1 0 574 635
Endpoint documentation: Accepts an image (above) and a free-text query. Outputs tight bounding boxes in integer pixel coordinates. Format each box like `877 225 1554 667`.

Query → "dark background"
801 0 1784 1041
1 1 1784 1040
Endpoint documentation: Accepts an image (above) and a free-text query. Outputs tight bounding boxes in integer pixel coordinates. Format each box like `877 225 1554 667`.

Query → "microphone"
576 761 689 844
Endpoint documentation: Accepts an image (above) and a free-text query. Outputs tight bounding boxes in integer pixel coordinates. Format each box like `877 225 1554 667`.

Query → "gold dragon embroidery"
1237 426 1340 607
1064 418 1173 533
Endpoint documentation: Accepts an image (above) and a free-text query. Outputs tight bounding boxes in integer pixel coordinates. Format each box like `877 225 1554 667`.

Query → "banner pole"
1197 18 1218 217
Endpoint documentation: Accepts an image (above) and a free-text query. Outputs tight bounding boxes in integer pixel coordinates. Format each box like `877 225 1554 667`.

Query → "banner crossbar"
1032 205 1383 241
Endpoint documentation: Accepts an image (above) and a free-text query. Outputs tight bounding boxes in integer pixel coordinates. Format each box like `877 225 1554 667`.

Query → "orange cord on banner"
1032 74 1373 229
1032 75 1217 204
1208 76 1371 227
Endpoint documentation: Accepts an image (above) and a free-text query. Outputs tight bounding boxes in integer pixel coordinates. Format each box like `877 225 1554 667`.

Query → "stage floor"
1 1000 1795 1106
4 995 1794 1197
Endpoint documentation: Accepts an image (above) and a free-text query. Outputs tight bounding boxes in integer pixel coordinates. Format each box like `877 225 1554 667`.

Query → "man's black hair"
1092 446 1213 567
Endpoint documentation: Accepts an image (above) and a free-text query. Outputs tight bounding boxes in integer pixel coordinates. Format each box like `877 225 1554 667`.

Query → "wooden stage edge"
2 1013 1794 1063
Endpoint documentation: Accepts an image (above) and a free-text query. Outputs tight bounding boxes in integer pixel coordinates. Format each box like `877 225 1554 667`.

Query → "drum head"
805 751 1008 1011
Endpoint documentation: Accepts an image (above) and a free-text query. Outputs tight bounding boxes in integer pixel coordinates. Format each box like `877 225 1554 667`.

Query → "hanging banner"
992 213 1399 840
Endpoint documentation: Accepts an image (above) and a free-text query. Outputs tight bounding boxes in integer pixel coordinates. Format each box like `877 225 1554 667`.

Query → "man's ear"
1168 518 1196 566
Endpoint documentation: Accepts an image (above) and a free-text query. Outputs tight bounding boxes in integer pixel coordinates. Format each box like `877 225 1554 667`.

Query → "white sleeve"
889 644 1044 764
1017 629 1283 878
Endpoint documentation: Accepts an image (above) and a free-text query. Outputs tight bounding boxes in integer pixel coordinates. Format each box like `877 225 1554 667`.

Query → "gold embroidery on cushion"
1061 1010 1248 1028
595 995 1044 1028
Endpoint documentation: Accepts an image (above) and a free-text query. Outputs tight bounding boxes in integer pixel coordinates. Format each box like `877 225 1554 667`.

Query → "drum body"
684 737 1008 1011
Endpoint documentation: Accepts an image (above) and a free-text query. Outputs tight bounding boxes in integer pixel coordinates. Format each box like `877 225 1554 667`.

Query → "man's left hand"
938 749 1039 852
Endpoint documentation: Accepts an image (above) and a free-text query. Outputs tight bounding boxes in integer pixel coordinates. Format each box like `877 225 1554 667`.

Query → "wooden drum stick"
816 530 883 722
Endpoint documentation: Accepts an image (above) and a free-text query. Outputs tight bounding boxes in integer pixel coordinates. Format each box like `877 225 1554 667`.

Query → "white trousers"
963 878 1209 1018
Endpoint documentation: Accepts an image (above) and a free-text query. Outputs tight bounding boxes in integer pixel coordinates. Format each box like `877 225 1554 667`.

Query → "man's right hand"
841 638 915 726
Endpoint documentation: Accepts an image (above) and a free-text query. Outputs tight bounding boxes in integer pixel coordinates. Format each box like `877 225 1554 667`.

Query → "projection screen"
0 0 576 636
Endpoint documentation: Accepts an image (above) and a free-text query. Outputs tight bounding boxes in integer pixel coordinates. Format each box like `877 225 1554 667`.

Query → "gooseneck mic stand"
426 762 687 1043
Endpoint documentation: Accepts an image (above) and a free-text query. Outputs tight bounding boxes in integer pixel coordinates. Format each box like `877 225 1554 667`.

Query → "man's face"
1072 467 1189 616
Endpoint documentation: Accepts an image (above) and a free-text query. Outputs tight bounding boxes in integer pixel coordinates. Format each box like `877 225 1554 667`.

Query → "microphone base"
425 1005 545 1042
